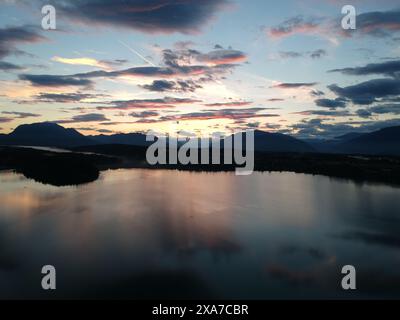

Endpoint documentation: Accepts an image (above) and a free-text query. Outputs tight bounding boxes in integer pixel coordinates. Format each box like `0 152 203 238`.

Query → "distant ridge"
337 126 400 155
88 132 151 146
252 130 314 153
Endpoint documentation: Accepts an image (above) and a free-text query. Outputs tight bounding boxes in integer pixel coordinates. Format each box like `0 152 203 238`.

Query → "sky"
0 0 400 139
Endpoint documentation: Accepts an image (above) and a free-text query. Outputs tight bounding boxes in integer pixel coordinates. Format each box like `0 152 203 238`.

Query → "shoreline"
1 145 400 187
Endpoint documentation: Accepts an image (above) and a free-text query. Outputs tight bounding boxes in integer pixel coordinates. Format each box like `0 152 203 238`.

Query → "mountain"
2 123 399 156
254 130 315 152
338 126 400 155
90 132 150 146
0 122 95 147
230 130 314 153
335 132 365 141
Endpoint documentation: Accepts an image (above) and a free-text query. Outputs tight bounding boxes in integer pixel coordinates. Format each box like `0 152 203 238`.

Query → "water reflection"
0 169 399 299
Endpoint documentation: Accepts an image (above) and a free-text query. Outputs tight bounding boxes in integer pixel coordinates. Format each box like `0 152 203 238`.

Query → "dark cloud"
204 101 253 107
34 0 229 34
0 117 13 123
291 117 400 139
353 9 400 38
1 111 41 118
272 82 317 89
141 80 175 91
141 79 202 92
19 74 93 87
129 111 159 118
356 104 400 118
35 92 102 103
328 78 400 105
315 98 347 109
57 113 109 124
330 60 400 78
310 49 326 59
96 129 114 134
267 98 285 102
294 110 351 117
0 61 23 71
310 90 325 97
0 25 45 59
279 49 326 59
279 51 303 59
356 109 373 119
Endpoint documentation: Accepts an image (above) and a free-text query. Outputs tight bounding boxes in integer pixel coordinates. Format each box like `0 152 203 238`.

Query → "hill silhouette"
338 126 400 155
1 122 400 156
0 122 95 147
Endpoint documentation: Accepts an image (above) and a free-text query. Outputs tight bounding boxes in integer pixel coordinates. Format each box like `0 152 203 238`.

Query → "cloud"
267 98 285 102
0 25 45 59
328 78 400 105
97 97 201 110
57 113 110 124
279 51 303 59
0 61 23 71
268 15 323 39
310 49 327 59
356 108 372 119
204 101 253 107
32 0 230 34
34 92 102 103
18 74 93 87
1 111 40 118
279 49 327 59
272 82 317 89
141 79 202 92
129 111 160 119
353 9 400 38
310 90 325 97
196 49 247 65
294 110 351 117
329 60 400 78
291 117 400 139
0 117 13 123
315 98 347 109
356 104 400 118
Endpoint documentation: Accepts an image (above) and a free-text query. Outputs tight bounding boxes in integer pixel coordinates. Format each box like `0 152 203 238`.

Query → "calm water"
0 169 400 299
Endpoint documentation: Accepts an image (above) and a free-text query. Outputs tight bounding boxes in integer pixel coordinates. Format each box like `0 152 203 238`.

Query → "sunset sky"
1 0 400 138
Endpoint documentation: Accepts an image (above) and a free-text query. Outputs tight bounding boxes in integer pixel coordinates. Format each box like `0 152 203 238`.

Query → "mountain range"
0 122 399 156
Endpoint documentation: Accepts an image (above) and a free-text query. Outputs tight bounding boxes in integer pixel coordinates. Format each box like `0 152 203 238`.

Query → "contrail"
119 40 156 67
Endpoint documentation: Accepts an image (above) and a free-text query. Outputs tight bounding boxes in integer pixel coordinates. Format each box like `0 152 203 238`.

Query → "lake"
0 168 400 299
